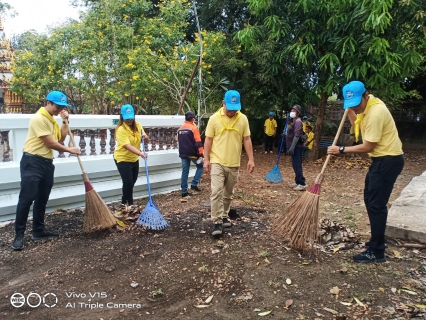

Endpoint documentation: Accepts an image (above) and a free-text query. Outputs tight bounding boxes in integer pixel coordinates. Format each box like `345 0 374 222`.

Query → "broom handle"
65 119 88 179
142 139 153 201
318 108 350 176
275 112 290 165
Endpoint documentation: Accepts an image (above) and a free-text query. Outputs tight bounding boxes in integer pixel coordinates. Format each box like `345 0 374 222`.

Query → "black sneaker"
222 218 232 228
353 250 386 263
182 192 191 198
211 224 223 236
190 186 201 192
365 241 388 248
12 234 24 251
32 230 60 240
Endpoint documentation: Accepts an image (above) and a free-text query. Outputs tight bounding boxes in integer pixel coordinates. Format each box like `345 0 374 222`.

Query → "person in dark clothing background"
178 111 204 197
286 104 306 191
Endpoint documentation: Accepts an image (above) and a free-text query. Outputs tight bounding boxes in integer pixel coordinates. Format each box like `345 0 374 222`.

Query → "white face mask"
290 112 297 118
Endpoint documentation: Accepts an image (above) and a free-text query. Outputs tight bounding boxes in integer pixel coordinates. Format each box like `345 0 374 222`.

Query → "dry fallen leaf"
330 286 341 295
354 297 364 307
264 258 271 264
285 299 293 308
393 250 402 259
196 305 210 308
391 287 397 293
116 219 126 228
340 301 352 306
258 310 272 316
400 289 417 295
323 307 338 314
204 295 214 304
379 287 385 292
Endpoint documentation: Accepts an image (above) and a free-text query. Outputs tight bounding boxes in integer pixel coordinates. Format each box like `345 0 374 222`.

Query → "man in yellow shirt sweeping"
328 81 404 263
12 91 81 251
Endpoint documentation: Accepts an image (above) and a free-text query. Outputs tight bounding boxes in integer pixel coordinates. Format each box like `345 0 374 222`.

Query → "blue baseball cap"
342 81 366 109
121 104 135 120
269 111 275 116
46 91 70 107
224 90 241 111
302 116 308 120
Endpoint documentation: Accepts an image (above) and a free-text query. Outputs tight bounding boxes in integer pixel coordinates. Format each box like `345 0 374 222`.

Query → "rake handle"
275 112 290 165
65 119 88 179
142 139 153 201
319 108 350 176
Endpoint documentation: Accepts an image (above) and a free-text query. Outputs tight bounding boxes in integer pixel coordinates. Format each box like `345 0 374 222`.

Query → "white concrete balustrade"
0 114 190 223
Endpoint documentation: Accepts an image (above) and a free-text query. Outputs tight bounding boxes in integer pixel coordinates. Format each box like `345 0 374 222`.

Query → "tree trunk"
311 92 328 160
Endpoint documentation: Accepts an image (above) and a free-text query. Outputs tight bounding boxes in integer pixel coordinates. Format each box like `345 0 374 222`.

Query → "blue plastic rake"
265 113 290 183
136 140 169 230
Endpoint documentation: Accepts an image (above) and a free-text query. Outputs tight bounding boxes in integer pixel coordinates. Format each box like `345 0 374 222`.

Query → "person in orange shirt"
178 111 204 197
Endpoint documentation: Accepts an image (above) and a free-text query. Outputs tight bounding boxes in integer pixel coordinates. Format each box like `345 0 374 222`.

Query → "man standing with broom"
203 90 255 236
12 91 81 251
328 81 404 263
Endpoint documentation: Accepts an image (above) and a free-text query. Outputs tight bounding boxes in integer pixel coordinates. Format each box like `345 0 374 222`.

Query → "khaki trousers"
210 163 239 224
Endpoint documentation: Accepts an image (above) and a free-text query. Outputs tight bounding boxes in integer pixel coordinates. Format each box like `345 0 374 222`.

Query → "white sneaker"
293 184 307 191
270 151 273 154
288 182 297 188
264 151 268 154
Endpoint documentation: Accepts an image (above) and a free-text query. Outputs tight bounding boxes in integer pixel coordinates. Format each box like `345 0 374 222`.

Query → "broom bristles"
84 189 116 232
274 186 321 252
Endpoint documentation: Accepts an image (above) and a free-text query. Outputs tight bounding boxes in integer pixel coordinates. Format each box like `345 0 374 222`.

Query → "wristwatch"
339 146 345 154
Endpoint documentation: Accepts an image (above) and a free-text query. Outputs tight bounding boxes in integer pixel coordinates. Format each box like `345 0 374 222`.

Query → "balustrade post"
165 127 172 150
100 129 107 155
79 130 87 156
1 130 10 162
109 128 116 154
89 130 97 156
158 128 165 150
173 128 178 149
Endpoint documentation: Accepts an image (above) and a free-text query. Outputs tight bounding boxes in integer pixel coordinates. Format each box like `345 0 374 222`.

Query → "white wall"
0 114 192 223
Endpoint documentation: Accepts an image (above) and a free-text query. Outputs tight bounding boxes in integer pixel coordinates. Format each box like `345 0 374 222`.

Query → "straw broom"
66 121 117 231
273 108 350 252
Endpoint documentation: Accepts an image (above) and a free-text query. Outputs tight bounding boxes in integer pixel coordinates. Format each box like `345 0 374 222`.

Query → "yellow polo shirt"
361 96 403 157
23 113 56 159
264 118 277 136
306 131 314 150
206 109 251 167
114 122 145 163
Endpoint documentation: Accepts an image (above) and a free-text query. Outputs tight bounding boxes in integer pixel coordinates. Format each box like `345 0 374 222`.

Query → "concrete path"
386 170 426 243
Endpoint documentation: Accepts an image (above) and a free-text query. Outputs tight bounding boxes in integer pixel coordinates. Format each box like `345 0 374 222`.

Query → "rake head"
137 200 169 230
265 165 283 183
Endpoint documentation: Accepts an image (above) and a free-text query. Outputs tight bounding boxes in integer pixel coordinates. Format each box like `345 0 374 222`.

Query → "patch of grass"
259 250 270 257
149 288 163 299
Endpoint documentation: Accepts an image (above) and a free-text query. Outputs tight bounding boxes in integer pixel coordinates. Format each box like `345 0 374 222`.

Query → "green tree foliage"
237 0 426 157
11 0 243 114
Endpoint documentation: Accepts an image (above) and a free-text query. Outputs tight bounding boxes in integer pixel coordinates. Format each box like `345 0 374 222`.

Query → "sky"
2 0 84 38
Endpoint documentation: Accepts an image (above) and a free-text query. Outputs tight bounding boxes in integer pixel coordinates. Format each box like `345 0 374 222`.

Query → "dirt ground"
1 148 426 320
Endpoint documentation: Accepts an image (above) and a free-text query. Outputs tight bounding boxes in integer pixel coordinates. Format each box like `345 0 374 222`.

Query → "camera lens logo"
10 292 58 308
10 293 25 308
27 292 42 308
